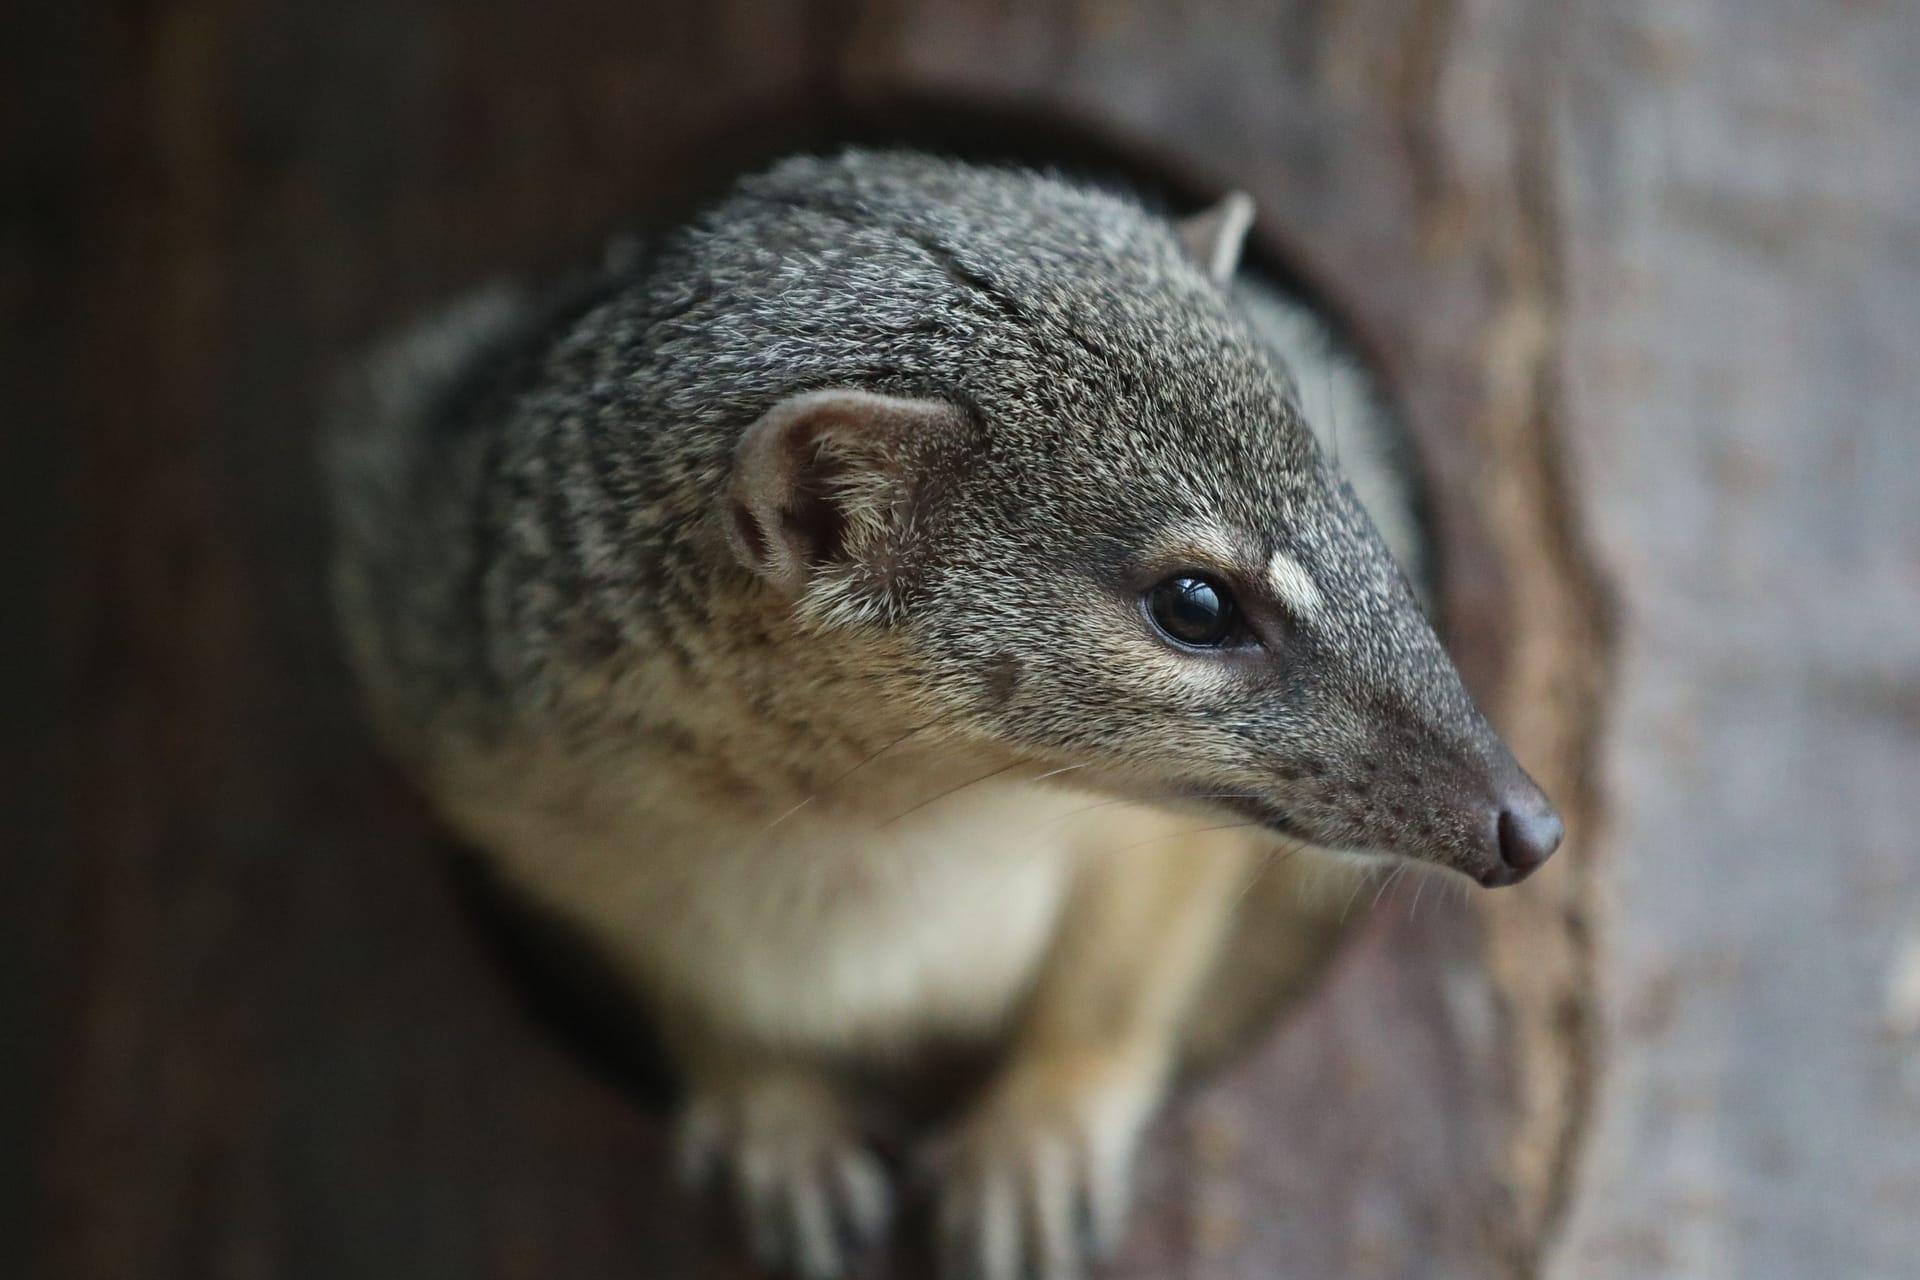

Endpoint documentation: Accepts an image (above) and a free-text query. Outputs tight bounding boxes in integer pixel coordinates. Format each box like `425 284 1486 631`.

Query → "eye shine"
1147 574 1241 648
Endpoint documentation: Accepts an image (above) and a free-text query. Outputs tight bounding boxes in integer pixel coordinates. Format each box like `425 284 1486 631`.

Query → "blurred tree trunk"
3 2 1914 1278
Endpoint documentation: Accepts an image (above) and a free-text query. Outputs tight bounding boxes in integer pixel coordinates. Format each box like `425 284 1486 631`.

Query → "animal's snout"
1498 791 1564 874
1474 773 1563 886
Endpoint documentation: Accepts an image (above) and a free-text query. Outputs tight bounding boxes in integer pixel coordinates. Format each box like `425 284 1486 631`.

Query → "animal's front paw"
676 1069 891 1279
935 1053 1159 1280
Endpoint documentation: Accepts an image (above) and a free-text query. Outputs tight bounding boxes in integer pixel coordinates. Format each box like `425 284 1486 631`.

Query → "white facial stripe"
1266 550 1326 620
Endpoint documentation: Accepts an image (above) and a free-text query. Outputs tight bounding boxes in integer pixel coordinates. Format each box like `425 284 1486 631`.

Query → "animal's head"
702 151 1561 885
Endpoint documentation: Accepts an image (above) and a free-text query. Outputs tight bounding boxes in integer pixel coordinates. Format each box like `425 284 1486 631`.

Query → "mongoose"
326 149 1563 1280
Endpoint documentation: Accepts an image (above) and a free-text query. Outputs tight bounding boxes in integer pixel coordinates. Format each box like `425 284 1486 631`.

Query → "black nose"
1497 791 1564 875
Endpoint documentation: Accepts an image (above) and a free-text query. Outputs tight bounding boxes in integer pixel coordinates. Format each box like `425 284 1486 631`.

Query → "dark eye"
1146 574 1242 648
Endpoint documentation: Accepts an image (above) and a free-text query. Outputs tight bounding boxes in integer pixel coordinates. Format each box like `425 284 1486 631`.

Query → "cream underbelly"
465 773 1091 1057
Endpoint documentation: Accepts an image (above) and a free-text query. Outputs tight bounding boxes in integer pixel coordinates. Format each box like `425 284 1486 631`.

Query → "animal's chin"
1202 793 1311 842
1197 793 1513 887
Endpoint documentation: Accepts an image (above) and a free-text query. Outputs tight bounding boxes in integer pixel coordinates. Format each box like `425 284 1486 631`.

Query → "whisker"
1327 358 1342 465
755 722 934 839
1039 795 1135 829
1034 790 1262 835
1231 833 1308 908
752 795 814 839
1102 819 1267 857
1027 762 1091 784
877 758 1029 828
1340 864 1378 923
1370 862 1409 911
1408 869 1429 921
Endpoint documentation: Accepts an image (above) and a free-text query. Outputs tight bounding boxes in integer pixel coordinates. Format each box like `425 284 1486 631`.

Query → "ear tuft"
1177 191 1256 287
727 389 967 616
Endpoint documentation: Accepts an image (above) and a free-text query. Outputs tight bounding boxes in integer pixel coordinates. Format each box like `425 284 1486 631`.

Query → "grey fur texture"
329 146 1536 890
1234 276 1430 601
325 149 1562 1280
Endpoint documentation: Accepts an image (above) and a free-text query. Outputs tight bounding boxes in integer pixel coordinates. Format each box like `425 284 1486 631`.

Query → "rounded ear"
727 389 971 617
1177 191 1256 287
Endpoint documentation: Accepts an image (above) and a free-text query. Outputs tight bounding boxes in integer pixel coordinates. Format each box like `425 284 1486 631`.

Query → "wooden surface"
1550 5 1920 1277
3 2 1911 1278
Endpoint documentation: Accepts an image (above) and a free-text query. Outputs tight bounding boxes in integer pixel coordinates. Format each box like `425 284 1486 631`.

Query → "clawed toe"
676 1074 892 1279
933 1058 1154 1280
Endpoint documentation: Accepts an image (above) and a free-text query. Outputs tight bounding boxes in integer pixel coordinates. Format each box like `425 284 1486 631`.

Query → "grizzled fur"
327 150 1557 1280
333 149 1508 877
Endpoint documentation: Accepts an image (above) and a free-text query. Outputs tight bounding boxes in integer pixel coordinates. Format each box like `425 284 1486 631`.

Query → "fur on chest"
454 756 1092 1057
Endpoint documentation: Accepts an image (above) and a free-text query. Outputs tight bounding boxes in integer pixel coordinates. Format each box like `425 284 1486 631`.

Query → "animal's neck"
553 592 997 827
